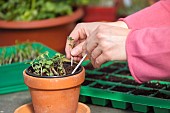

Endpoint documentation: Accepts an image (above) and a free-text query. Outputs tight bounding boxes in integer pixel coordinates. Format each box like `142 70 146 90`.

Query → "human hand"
65 22 101 61
83 24 131 68
65 21 128 61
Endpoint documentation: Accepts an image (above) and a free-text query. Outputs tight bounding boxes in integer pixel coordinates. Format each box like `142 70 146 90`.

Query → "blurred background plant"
0 41 41 65
0 0 89 21
117 0 152 18
87 0 116 7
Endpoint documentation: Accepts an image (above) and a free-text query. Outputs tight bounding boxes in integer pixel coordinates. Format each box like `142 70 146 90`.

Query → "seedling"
0 41 41 66
67 36 75 48
67 36 75 66
29 51 67 76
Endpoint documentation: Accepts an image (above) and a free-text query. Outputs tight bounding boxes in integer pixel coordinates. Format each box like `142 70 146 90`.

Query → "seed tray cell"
115 69 131 76
122 79 141 86
81 79 94 86
92 83 111 89
104 76 128 83
153 91 170 99
97 67 118 74
110 86 135 93
81 60 170 113
142 81 168 89
0 43 56 94
131 88 158 96
82 61 96 71
85 72 107 80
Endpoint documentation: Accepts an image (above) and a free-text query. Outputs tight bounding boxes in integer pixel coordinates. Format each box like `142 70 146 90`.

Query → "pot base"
14 102 90 113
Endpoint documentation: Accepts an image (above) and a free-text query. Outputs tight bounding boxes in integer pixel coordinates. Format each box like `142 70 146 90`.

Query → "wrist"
109 21 129 29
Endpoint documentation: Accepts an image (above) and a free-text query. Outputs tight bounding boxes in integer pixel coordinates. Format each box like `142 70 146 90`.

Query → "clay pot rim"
26 62 83 78
23 66 85 90
0 8 83 29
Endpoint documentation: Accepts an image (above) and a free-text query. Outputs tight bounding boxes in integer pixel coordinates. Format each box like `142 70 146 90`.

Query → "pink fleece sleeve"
120 0 170 83
119 0 170 29
127 27 170 83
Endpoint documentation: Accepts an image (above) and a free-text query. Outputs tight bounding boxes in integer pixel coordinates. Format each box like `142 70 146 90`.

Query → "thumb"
71 42 85 57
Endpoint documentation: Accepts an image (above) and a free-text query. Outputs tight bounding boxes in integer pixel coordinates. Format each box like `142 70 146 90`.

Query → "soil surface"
132 89 157 96
110 86 135 92
92 83 111 89
122 80 141 86
154 92 170 99
110 63 126 68
165 86 170 91
64 64 76 74
84 63 95 70
98 67 118 73
85 73 106 80
143 82 167 89
105 76 127 82
116 70 131 76
82 80 94 86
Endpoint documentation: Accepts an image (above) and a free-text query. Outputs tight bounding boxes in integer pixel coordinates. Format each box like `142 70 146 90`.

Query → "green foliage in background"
0 41 41 65
0 0 89 21
118 0 150 17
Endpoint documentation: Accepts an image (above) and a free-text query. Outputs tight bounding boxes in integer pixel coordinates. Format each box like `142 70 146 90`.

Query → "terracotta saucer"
14 102 90 113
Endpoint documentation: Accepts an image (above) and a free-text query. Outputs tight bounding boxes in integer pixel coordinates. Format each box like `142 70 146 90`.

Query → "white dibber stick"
71 54 87 74
71 56 73 66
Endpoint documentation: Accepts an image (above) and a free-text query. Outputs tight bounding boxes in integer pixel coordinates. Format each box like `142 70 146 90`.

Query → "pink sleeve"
119 0 170 83
126 27 170 83
119 0 170 29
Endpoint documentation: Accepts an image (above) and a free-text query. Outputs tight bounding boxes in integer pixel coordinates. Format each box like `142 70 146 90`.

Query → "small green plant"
29 51 67 76
67 36 75 49
0 0 89 21
0 41 41 66
67 36 75 66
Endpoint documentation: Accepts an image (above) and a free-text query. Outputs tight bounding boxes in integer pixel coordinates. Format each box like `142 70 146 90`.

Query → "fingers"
65 23 87 59
93 53 107 68
71 42 85 61
83 40 104 68
91 46 102 60
89 46 101 67
65 41 72 59
82 30 101 67
71 41 85 57
83 32 98 55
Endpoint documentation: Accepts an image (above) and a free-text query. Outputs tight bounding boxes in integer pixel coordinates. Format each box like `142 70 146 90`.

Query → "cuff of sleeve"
118 18 133 29
126 29 143 84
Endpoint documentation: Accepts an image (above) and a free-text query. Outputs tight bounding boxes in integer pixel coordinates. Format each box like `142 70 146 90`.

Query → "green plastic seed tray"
0 43 56 94
81 60 170 113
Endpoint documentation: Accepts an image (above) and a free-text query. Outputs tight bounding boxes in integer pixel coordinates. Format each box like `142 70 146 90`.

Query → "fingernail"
71 50 76 56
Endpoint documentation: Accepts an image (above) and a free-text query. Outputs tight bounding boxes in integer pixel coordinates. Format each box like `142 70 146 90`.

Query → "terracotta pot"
0 8 84 53
23 66 85 113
